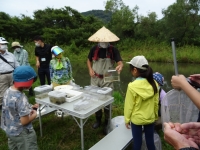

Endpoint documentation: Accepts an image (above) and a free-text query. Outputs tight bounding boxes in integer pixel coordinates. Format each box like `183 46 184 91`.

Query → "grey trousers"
91 76 113 120
8 128 38 150
0 73 13 105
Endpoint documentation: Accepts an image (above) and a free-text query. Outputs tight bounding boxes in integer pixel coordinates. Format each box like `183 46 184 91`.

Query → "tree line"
1 0 200 48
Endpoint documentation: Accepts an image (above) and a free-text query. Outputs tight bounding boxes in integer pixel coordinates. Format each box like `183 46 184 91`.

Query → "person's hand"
89 69 95 77
164 122 199 149
189 74 200 85
32 103 39 109
32 103 39 111
30 110 37 118
115 65 123 74
180 122 200 145
125 123 131 129
36 60 40 68
171 75 187 90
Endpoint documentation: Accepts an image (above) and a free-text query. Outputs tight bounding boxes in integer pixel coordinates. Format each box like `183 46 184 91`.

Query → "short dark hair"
33 35 44 42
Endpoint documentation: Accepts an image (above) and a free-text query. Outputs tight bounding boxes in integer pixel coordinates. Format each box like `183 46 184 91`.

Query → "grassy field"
1 41 199 149
0 90 174 150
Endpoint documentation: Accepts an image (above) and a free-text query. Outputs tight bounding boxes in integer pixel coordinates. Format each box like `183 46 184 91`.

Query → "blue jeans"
131 122 155 150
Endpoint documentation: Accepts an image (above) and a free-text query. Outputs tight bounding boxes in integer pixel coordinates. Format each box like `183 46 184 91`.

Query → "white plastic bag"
110 116 125 131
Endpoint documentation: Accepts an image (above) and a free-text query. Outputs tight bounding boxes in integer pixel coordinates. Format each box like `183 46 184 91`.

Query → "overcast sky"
0 0 176 19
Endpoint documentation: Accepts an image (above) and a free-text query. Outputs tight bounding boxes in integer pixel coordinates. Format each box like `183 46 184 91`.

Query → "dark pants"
131 122 155 150
38 67 51 85
95 105 110 120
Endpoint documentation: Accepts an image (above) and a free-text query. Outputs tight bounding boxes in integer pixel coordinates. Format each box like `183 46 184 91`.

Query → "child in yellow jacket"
124 55 159 150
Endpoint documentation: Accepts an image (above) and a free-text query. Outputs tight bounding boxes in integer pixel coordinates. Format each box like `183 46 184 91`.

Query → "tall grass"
18 40 200 65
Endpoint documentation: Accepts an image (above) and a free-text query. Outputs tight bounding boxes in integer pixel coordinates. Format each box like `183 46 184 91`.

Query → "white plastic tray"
54 85 73 91
57 89 83 102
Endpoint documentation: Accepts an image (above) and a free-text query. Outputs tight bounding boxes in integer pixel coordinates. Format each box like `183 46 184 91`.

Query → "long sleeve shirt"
49 57 73 84
13 48 30 66
0 51 19 72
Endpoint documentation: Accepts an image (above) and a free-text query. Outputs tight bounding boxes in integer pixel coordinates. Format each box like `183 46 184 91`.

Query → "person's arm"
66 57 73 80
87 59 95 77
49 60 54 82
13 54 19 68
154 92 159 120
35 48 40 68
113 46 123 74
20 110 37 125
171 75 200 109
115 61 123 74
22 50 29 65
124 84 135 129
36 56 40 68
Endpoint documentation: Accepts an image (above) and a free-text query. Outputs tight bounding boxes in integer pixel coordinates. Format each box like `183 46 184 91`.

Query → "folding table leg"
80 118 84 150
38 104 43 137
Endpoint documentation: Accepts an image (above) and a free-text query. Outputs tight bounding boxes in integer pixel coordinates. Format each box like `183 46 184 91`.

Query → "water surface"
72 61 200 95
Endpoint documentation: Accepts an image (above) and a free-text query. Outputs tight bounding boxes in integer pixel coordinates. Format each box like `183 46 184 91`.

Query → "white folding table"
35 96 114 150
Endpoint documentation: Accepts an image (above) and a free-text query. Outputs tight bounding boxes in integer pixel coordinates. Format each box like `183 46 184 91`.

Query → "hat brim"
12 45 23 48
52 47 63 55
14 79 34 88
0 41 8 44
88 26 120 42
126 62 147 70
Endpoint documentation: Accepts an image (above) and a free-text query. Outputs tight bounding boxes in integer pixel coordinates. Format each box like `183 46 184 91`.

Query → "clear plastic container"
104 70 120 82
48 91 67 104
97 87 113 100
34 85 52 99
97 87 112 95
83 86 112 101
73 99 92 111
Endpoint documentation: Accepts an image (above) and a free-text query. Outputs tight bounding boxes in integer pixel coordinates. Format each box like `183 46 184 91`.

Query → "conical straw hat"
88 26 120 42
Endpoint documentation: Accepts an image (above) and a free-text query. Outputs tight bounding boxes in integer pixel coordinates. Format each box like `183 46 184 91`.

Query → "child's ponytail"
138 65 158 95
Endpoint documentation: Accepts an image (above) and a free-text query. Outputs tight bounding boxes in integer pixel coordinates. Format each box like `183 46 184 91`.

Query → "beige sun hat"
88 26 120 42
11 42 23 48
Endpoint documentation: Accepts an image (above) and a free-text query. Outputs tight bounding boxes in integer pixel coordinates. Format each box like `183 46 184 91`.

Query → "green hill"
81 10 111 23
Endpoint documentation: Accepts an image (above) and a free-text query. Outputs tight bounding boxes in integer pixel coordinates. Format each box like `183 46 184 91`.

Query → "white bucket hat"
11 42 23 48
88 26 120 42
0 37 8 44
126 55 148 70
